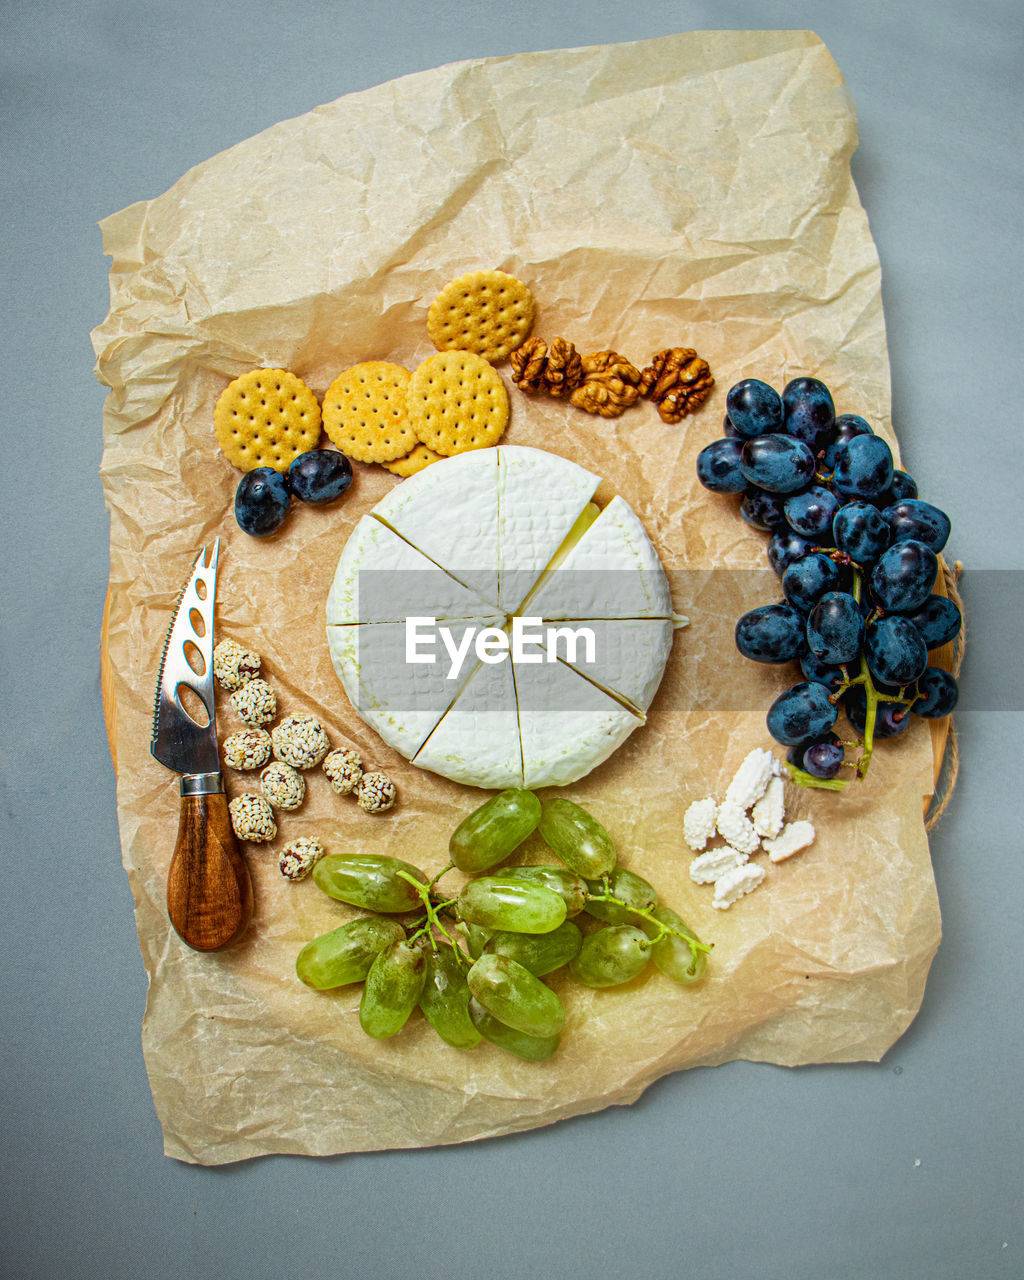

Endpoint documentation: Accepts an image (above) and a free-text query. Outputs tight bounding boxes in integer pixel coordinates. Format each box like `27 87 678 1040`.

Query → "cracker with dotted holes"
407 351 510 456
427 270 536 363
214 369 321 473
321 361 416 464
384 442 443 477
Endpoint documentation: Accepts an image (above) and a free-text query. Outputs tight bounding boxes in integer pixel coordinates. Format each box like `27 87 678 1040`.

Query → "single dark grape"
287 448 353 504
800 654 847 691
823 414 873 470
782 553 842 613
832 434 894 498
832 500 891 565
725 379 783 437
901 594 962 649
723 414 741 439
234 467 291 537
696 438 747 493
870 539 939 613
864 615 928 687
766 681 839 746
781 377 836 451
803 738 845 779
787 730 842 774
882 499 951 552
768 530 815 577
740 435 817 494
844 685 912 738
741 487 789 531
735 604 809 663
882 470 918 503
806 591 865 665
912 667 959 718
784 486 840 541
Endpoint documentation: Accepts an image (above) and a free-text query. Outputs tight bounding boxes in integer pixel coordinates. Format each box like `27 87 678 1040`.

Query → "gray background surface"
1 2 1021 1277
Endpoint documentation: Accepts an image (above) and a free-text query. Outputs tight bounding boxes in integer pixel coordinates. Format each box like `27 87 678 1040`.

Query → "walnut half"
569 350 642 419
510 337 583 398
639 347 714 423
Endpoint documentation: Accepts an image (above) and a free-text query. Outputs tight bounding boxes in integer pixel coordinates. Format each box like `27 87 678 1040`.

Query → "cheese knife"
150 540 253 950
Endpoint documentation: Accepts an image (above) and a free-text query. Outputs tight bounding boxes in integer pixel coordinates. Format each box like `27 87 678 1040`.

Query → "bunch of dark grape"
295 790 709 1060
696 376 961 789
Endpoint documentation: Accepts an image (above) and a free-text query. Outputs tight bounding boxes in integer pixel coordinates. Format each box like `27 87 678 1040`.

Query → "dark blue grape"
800 654 847 691
912 667 959 718
784 486 840 541
882 499 951 552
864 615 928 686
766 682 839 746
882 470 918 503
832 434 894 498
741 488 789 531
782 554 842 613
781 377 836 451
234 467 291 537
725 379 783 438
844 686 912 738
823 414 873 470
287 448 353 504
901 594 962 649
740 435 817 494
735 604 809 663
786 730 841 772
723 414 741 439
803 738 845 779
832 500 891 565
806 591 865 664
768 530 814 576
696 438 747 493
870 539 939 613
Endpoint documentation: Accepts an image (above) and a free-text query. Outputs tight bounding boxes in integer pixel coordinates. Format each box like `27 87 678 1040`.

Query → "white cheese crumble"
723 747 776 811
715 801 761 855
689 846 749 885
712 863 766 909
763 820 816 863
751 775 786 840
683 796 719 851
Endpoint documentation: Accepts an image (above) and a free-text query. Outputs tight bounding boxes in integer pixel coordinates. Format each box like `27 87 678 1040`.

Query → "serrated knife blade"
150 540 252 951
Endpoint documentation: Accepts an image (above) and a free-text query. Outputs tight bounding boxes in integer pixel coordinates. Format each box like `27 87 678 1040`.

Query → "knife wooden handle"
167 790 254 951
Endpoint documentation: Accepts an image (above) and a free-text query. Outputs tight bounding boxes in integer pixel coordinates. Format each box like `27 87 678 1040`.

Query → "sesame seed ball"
323 747 364 795
231 678 277 727
356 771 397 814
272 714 331 770
228 794 277 843
278 837 325 881
212 638 262 691
260 761 306 811
222 728 273 771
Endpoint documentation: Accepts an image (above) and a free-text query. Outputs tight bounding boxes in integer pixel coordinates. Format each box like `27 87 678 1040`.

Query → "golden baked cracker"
427 270 536 363
214 369 321 472
321 362 416 464
407 351 510 456
384 443 443 476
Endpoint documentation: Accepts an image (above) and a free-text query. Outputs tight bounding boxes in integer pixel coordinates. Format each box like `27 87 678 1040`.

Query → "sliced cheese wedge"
522 495 672 620
413 657 523 790
326 515 505 625
547 618 673 715
326 623 480 761
495 446 600 613
514 656 645 789
370 448 501 606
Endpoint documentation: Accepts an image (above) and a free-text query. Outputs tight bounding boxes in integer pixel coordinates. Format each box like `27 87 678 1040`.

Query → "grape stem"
396 869 473 964
584 881 711 969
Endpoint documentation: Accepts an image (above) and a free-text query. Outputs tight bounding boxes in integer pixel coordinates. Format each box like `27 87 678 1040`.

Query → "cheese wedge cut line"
553 655 649 722
367 512 506 613
412 656 524 789
512 501 603 618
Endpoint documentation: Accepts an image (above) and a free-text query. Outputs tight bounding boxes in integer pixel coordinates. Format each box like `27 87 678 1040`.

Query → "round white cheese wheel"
325 445 675 790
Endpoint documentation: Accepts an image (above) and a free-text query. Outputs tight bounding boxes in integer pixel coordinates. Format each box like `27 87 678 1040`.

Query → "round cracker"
321 361 416 464
407 351 510 456
427 270 536 363
214 369 321 473
384 443 443 477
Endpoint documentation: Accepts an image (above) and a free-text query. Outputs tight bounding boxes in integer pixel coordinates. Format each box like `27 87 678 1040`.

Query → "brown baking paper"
93 29 941 1165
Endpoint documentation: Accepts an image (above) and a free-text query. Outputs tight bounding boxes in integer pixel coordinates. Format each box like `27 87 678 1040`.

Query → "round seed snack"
222 728 273 771
214 369 321 473
272 713 331 770
427 270 536 363
322 747 363 795
384 442 443 477
356 771 397 814
228 794 277 844
260 761 306 811
321 362 416 464
407 351 510 456
279 837 325 882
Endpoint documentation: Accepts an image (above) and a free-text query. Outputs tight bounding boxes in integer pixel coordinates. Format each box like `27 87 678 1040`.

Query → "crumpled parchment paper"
93 29 942 1165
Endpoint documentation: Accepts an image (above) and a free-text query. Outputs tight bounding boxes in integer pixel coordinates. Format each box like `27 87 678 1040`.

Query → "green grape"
359 939 427 1039
462 922 493 959
419 945 482 1049
449 788 542 873
467 953 566 1038
642 905 708 985
499 865 588 917
468 998 560 1062
484 920 582 977
584 868 658 924
296 916 406 990
537 797 617 878
312 853 427 913
569 925 651 988
458 876 567 934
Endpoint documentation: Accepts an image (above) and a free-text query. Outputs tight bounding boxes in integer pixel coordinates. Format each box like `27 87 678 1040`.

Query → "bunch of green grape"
295 790 711 1061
